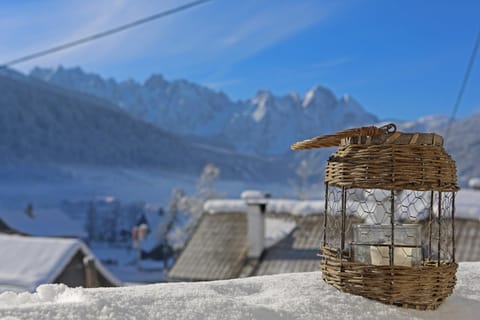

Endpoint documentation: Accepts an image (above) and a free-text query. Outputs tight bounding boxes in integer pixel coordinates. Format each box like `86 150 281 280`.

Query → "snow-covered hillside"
395 113 480 185
1 65 478 190
29 66 480 185
443 114 480 185
0 69 286 182
30 66 378 155
0 263 478 320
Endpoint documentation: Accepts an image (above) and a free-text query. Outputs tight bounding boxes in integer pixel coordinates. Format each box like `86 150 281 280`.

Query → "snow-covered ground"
89 243 167 284
0 262 478 320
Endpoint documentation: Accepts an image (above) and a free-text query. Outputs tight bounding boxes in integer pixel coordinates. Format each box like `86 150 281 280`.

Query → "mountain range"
0 66 477 187
0 69 284 182
30 66 378 155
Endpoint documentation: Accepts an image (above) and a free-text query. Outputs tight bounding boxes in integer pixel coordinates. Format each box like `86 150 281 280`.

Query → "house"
168 190 480 281
0 234 121 293
168 191 332 281
0 207 86 239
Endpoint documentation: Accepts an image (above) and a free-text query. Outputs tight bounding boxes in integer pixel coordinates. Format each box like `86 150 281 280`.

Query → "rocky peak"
144 74 167 89
29 66 380 155
302 85 337 109
250 90 274 122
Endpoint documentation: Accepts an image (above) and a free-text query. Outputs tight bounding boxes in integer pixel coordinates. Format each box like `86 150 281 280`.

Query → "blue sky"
0 0 479 120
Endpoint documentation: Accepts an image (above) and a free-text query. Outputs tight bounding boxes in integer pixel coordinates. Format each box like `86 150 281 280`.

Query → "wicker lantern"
291 123 458 310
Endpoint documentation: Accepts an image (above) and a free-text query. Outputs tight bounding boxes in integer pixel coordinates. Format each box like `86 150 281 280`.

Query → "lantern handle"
380 123 397 134
291 123 397 150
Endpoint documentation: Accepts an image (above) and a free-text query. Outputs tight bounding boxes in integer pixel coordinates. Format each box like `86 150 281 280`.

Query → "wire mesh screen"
324 186 364 251
439 192 454 262
325 185 455 265
324 186 343 249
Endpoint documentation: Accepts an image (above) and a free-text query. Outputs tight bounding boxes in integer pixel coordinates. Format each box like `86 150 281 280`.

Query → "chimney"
241 190 270 259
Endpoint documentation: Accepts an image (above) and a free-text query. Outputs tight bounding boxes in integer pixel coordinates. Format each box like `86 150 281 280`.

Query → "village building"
168 190 480 281
0 234 121 293
169 191 327 281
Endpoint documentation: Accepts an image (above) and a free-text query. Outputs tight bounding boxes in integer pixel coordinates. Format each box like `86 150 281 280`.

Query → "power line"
445 31 480 140
0 0 211 69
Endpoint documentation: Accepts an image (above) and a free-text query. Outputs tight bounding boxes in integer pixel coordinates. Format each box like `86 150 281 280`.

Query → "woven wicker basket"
292 124 458 310
320 246 457 310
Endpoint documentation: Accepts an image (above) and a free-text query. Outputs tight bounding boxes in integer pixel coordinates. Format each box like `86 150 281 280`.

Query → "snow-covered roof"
0 262 478 319
456 189 480 220
205 189 480 220
264 218 296 249
168 213 247 281
468 177 480 189
169 212 324 281
0 207 86 238
168 212 296 281
0 234 121 293
240 190 269 200
204 199 325 216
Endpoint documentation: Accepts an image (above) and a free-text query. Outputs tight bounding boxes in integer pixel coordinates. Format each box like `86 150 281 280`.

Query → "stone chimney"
241 190 270 259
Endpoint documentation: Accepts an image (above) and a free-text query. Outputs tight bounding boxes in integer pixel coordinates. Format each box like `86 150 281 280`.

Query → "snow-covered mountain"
24 66 480 186
391 113 480 186
0 69 285 182
396 115 450 133
30 66 378 155
440 113 480 185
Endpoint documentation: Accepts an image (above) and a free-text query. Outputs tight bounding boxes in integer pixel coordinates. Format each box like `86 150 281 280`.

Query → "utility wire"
0 0 211 69
445 31 480 140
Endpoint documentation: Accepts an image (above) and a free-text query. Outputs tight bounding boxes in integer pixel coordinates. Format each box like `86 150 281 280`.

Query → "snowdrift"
0 263 479 320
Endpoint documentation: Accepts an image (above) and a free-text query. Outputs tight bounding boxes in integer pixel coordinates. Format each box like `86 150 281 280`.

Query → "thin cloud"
202 79 242 90
0 0 340 78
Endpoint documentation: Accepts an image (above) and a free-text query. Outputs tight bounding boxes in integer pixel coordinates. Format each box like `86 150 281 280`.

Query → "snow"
240 190 269 200
397 115 449 133
455 189 480 220
267 199 325 216
202 200 297 249
264 218 296 248
204 199 324 216
0 235 121 293
88 243 167 285
204 199 247 213
468 178 480 189
251 91 269 122
0 262 478 320
30 66 379 155
205 189 480 220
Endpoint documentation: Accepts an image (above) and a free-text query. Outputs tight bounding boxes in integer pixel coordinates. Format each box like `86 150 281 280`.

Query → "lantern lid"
291 124 458 192
291 123 445 149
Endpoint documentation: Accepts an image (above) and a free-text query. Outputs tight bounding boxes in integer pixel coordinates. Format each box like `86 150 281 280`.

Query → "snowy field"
0 262 478 320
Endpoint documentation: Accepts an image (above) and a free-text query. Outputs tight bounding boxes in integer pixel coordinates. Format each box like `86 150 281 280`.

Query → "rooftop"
0 234 121 292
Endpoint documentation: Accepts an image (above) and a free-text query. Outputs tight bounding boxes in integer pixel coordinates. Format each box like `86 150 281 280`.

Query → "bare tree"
166 164 223 250
196 163 221 200
290 159 320 200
